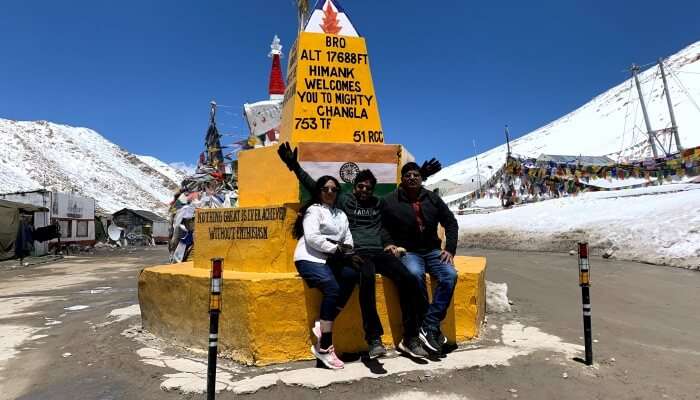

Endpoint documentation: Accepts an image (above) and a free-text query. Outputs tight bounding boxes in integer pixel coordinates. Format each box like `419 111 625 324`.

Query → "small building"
112 209 169 245
441 191 475 209
0 199 49 259
0 190 96 252
426 179 461 196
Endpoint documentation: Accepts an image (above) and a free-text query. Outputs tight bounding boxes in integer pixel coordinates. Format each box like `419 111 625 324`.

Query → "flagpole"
505 125 511 158
297 0 310 31
210 101 217 125
503 125 512 205
473 139 482 193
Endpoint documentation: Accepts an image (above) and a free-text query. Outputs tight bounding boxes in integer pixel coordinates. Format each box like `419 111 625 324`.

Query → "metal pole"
658 58 683 152
502 126 513 207
207 258 223 400
505 125 512 158
473 139 481 193
631 64 660 159
577 243 593 366
297 0 310 31
210 101 217 125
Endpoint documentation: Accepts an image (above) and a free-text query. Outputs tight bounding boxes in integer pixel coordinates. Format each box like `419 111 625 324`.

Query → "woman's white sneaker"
311 345 344 369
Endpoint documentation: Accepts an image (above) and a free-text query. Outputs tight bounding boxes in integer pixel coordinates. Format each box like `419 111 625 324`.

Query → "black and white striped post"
207 258 223 400
577 242 593 366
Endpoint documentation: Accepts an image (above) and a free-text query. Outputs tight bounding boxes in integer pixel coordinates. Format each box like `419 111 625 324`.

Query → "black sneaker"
398 337 429 358
367 339 387 359
418 326 442 354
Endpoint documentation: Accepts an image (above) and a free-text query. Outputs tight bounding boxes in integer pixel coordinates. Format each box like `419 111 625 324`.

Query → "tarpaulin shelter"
0 199 48 260
94 214 110 243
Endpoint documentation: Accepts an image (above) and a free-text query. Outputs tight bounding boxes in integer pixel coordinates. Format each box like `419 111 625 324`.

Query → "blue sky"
1 1 699 168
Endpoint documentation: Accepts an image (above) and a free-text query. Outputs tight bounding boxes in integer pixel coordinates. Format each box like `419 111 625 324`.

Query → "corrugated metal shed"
112 208 169 244
128 209 167 222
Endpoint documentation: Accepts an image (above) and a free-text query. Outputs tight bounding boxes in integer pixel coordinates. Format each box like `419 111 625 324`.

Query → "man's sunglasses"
402 171 422 178
321 187 340 193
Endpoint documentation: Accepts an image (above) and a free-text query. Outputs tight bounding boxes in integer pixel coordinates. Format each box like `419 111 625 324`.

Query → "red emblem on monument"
320 2 342 35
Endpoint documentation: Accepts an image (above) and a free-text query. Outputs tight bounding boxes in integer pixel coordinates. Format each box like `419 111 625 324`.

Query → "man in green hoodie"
277 142 440 359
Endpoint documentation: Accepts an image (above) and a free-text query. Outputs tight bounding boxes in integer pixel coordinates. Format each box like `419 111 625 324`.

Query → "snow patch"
501 322 583 358
79 286 112 294
0 296 56 374
0 297 52 319
486 281 512 313
459 185 700 269
378 392 470 400
0 326 42 372
131 321 582 394
108 304 140 322
135 347 239 394
63 305 89 311
97 304 141 327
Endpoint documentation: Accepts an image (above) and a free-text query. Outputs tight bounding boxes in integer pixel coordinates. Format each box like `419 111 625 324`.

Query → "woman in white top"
293 175 357 370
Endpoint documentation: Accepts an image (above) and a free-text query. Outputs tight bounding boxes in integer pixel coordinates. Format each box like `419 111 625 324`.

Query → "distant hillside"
0 119 186 214
429 41 700 189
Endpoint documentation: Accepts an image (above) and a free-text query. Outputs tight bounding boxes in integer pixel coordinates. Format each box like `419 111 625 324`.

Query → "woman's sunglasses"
321 187 340 193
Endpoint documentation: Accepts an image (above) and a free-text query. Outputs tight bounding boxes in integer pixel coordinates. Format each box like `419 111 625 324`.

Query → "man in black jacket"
277 143 440 359
382 162 459 354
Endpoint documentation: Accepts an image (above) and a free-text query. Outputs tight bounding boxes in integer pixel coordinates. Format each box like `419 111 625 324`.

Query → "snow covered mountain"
136 155 190 187
0 119 187 214
428 41 700 189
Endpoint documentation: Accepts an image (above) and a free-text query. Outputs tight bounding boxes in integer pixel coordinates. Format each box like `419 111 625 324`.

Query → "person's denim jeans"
355 251 427 341
401 249 457 331
295 260 359 321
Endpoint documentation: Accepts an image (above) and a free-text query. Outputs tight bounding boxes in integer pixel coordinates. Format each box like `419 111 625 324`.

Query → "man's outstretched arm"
277 142 316 192
420 158 442 179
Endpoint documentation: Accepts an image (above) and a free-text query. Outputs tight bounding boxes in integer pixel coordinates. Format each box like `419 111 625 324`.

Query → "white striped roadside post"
207 258 223 399
577 243 593 365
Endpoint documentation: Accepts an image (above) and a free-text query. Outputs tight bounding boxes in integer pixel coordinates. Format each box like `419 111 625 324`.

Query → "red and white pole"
207 258 223 399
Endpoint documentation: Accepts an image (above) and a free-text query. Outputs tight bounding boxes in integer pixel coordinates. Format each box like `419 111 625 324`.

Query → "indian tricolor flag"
304 0 360 37
298 143 400 199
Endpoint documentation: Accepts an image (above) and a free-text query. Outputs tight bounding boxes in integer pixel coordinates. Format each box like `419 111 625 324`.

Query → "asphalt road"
0 247 698 400
455 248 700 400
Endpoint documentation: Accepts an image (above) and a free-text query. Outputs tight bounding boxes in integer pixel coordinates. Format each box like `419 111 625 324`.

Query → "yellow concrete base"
138 256 486 366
